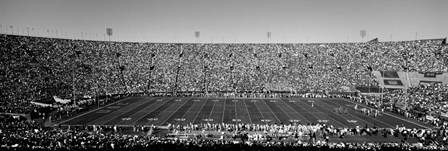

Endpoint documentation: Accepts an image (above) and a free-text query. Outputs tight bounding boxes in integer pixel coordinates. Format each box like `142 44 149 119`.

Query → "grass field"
59 97 431 129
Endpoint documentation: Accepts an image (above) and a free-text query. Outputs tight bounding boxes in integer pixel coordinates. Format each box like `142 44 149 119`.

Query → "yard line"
252 100 266 123
126 97 177 125
319 99 393 128
306 98 355 127
191 97 210 123
311 99 372 128
234 100 238 123
207 99 217 120
221 97 226 123
270 99 293 122
278 98 310 124
242 100 252 124
292 98 346 127
104 98 159 125
88 97 148 125
174 99 198 125
338 98 430 129
143 98 183 126
260 99 281 123
156 97 192 126
282 98 320 123
57 97 131 125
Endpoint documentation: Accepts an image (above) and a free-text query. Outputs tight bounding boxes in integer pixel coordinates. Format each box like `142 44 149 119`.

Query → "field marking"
252 100 266 123
338 98 430 129
192 97 209 123
207 98 218 122
140 97 183 126
221 98 228 123
107 106 121 109
318 99 380 127
174 100 198 125
123 97 176 125
57 97 131 125
234 100 238 123
293 98 346 127
301 98 349 127
319 99 394 128
242 99 253 124
95 110 111 113
116 102 130 105
289 98 329 121
278 98 310 124
312 99 373 127
94 98 154 125
260 99 281 123
94 98 156 125
270 99 293 122
156 97 192 125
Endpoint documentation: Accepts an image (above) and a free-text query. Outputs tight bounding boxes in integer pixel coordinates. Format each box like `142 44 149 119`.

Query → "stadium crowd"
1 34 447 113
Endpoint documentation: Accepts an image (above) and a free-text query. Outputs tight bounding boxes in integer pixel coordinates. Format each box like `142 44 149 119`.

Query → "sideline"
338 98 431 129
56 97 133 125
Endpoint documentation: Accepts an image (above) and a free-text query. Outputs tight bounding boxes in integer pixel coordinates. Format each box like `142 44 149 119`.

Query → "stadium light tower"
267 32 271 43
195 31 200 43
360 30 366 42
107 28 112 41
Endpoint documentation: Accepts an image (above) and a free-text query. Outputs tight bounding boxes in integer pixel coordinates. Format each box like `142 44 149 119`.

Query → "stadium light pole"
267 32 271 43
195 31 200 43
360 30 366 42
148 49 156 96
174 45 184 96
72 46 78 104
202 47 209 94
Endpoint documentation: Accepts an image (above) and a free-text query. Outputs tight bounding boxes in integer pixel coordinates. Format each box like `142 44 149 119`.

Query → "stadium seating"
1 34 447 113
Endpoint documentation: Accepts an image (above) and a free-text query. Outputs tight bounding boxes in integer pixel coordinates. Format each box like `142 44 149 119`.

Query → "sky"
0 0 447 43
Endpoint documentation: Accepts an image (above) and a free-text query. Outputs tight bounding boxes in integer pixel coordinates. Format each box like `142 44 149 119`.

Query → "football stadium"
1 0 448 150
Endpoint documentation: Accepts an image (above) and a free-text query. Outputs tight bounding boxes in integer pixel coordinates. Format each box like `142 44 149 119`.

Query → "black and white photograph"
1 0 448 150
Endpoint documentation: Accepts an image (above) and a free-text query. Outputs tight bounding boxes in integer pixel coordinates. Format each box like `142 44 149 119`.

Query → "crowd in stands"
1 34 447 114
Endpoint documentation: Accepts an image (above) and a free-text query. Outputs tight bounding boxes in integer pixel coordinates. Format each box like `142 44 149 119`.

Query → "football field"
60 97 431 129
